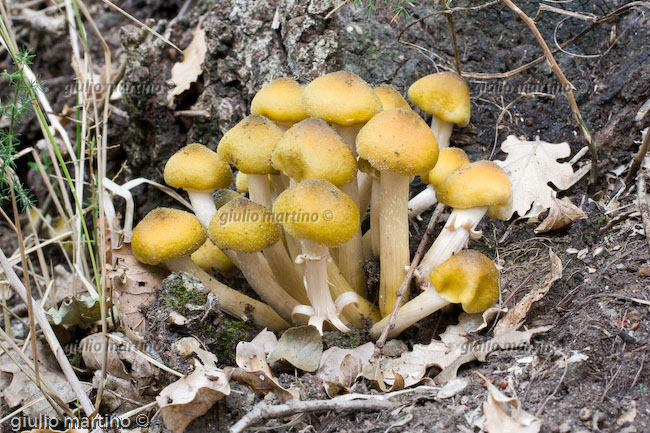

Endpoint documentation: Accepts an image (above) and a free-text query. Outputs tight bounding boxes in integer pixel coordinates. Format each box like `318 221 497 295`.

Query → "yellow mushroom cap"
435 161 512 211
250 77 308 124
374 84 411 110
272 179 359 247
301 70 381 126
217 115 283 174
164 143 233 192
212 189 244 210
424 147 470 187
191 239 235 272
430 250 499 314
209 197 281 253
131 208 206 265
271 118 357 186
235 171 248 194
356 108 439 175
407 72 471 127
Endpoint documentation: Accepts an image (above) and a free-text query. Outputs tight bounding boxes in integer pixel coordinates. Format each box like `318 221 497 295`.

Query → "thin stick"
371 203 445 362
500 0 597 183
230 396 397 433
9 185 39 387
442 0 461 74
0 247 94 416
625 129 650 185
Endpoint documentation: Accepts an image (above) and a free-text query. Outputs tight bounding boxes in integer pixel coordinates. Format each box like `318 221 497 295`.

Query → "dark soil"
2 0 649 432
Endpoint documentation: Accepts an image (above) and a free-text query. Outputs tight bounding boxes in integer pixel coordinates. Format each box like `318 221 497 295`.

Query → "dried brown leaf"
157 360 230 433
268 326 322 372
110 244 165 335
535 197 586 233
481 374 541 433
494 250 562 335
166 23 207 106
317 342 374 396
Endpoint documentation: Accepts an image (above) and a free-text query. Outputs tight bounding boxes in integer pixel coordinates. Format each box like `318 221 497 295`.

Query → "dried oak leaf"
166 22 207 106
494 136 579 219
157 359 230 433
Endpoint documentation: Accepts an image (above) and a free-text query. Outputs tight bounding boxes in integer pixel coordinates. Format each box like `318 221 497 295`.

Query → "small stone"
579 407 592 421
460 396 469 405
559 423 571 433
381 339 408 357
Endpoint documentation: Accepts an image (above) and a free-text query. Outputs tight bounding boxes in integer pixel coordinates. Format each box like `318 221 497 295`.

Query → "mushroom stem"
293 240 355 334
370 177 380 256
378 171 411 317
339 181 366 297
234 251 302 323
187 191 217 229
369 288 449 339
248 173 307 302
165 256 289 332
431 116 453 149
333 125 361 153
415 206 487 288
358 171 372 216
408 186 438 221
326 260 381 325
247 174 273 208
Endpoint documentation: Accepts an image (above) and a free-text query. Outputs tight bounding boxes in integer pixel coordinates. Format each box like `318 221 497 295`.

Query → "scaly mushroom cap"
132 208 206 265
272 179 359 247
235 171 248 194
301 70 381 126
209 197 281 253
191 239 235 272
408 71 471 127
374 84 411 110
356 108 439 175
436 161 511 211
424 147 470 187
430 249 499 314
271 118 357 186
164 143 233 192
250 77 309 123
218 115 283 174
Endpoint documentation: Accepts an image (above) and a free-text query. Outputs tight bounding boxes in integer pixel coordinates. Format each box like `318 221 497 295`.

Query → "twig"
579 293 650 307
229 395 397 433
624 128 650 185
637 157 650 249
371 203 445 361
500 0 597 184
442 0 461 74
598 210 636 234
536 357 568 416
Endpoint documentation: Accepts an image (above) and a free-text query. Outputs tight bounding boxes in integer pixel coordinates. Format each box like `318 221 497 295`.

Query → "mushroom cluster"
130 70 512 338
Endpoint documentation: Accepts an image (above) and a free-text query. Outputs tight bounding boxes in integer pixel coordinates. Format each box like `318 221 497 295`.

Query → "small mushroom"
209 197 304 321
407 72 470 149
235 171 248 194
357 108 438 317
131 208 288 331
163 143 232 228
273 179 361 333
373 84 411 111
415 161 512 289
371 250 499 339
251 77 309 131
408 147 471 220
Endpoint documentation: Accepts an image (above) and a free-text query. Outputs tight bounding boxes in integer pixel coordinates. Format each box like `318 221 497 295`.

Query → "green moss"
584 234 593 244
214 318 256 364
161 276 206 316
596 216 608 227
324 326 364 349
